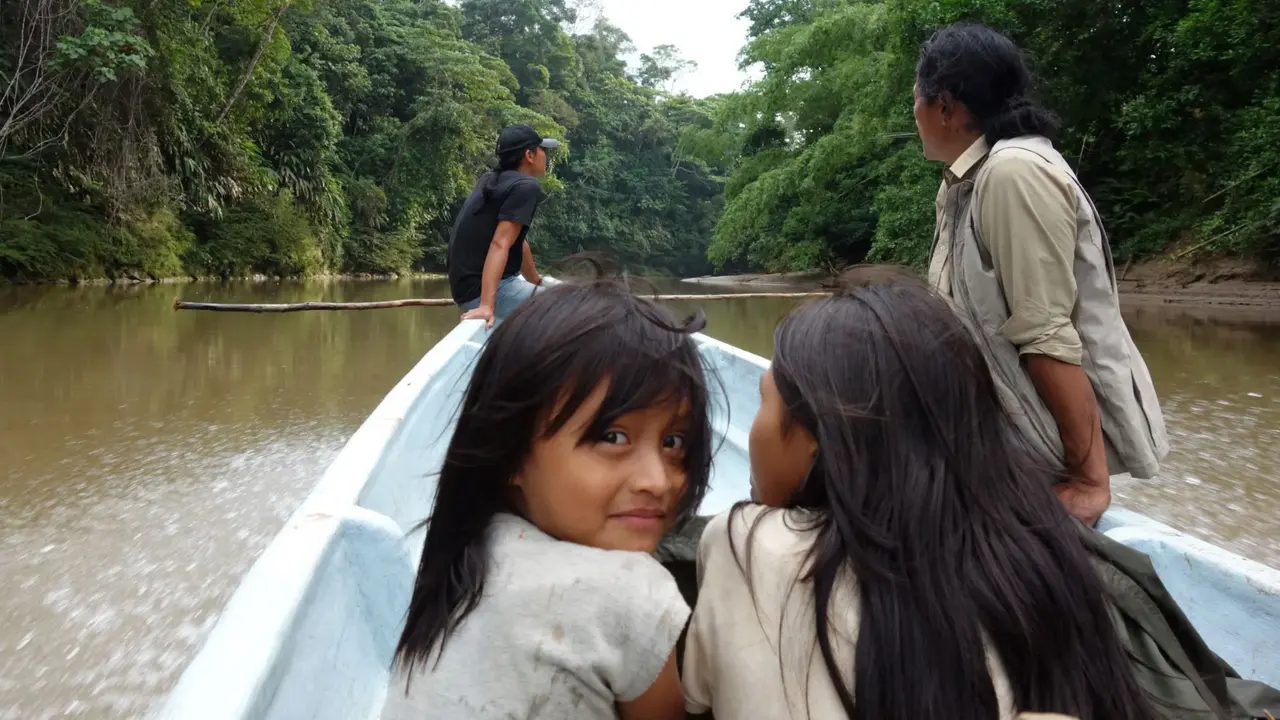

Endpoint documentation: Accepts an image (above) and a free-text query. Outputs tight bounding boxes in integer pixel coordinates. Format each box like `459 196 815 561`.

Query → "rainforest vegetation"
1 0 1276 281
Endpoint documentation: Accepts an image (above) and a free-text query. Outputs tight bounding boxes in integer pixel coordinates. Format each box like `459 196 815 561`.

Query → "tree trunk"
207 1 290 131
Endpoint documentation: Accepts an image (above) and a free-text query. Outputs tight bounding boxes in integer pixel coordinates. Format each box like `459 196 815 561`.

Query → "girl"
682 267 1157 720
384 281 712 720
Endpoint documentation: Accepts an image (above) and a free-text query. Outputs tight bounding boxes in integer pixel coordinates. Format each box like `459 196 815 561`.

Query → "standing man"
449 124 560 327
913 23 1168 526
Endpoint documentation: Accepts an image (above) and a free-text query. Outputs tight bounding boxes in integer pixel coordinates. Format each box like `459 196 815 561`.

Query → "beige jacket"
938 135 1169 478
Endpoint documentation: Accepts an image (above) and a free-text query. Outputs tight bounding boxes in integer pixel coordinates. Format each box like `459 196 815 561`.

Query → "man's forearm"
521 243 541 284
1025 354 1109 486
477 243 510 310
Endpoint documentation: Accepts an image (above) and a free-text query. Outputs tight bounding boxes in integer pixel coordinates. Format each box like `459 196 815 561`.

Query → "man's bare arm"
520 240 541 286
1026 354 1111 525
475 220 521 312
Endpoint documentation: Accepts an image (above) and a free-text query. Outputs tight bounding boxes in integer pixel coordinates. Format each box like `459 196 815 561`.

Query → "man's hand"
462 304 495 328
1055 475 1111 527
1025 355 1112 528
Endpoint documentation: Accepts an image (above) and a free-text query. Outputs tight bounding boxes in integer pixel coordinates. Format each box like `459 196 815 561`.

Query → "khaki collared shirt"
929 137 1084 365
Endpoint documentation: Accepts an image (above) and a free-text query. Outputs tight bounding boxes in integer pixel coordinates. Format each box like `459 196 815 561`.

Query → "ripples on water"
0 280 460 718
0 424 341 718
0 282 1277 718
1112 302 1280 570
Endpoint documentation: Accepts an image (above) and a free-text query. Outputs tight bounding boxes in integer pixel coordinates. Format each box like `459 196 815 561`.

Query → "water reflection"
0 282 1277 718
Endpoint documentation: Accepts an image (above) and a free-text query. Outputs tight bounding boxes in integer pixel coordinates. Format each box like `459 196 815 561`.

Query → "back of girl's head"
767 266 1155 719
773 265 1042 519
915 22 1059 144
394 276 714 674
771 266 1068 594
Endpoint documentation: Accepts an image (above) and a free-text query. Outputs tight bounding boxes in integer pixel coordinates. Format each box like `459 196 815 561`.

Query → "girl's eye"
600 430 629 445
663 434 686 451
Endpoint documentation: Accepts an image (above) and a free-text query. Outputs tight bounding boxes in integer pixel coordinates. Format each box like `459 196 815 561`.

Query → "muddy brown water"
1 280 1277 718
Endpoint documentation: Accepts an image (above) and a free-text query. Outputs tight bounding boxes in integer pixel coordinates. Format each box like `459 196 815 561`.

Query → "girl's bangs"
542 331 709 443
537 302 711 448
581 350 708 441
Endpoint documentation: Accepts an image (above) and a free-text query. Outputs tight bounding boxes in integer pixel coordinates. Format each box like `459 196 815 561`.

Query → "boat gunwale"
154 320 484 718
299 319 487 512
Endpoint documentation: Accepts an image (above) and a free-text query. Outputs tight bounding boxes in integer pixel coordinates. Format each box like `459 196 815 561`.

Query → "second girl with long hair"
683 267 1156 720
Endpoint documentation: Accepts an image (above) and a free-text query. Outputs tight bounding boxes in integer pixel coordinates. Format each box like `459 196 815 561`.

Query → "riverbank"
685 257 1280 309
1118 257 1280 308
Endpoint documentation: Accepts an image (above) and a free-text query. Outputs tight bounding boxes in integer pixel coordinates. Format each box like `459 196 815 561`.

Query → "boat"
156 319 1280 719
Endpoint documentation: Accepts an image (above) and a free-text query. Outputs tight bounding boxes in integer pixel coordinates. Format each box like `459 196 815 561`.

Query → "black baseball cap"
496 124 560 155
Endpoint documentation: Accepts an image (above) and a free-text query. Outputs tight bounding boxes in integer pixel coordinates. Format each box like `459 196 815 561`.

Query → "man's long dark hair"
393 278 715 681
477 148 529 210
736 266 1156 719
915 22 1060 144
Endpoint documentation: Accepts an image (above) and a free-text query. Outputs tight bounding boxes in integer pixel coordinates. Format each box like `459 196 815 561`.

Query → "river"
1 278 1278 718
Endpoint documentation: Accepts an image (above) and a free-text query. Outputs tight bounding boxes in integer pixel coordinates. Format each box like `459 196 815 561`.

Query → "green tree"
709 0 1280 273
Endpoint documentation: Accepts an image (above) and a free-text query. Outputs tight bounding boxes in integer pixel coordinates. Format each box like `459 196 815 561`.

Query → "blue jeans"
459 275 539 326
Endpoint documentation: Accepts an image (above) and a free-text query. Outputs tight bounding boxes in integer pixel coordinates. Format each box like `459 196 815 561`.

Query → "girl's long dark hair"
915 22 1060 144
742 266 1156 719
393 277 715 680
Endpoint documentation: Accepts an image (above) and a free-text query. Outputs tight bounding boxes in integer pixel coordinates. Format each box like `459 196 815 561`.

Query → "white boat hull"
156 320 1280 719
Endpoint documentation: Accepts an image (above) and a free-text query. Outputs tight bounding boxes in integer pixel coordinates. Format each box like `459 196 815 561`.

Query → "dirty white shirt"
381 513 689 720
683 506 1052 720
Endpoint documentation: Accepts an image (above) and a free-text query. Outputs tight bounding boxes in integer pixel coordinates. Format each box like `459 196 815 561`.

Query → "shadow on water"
1 280 1278 718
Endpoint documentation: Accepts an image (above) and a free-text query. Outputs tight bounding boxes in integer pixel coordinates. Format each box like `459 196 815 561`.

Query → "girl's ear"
507 474 528 517
796 422 819 455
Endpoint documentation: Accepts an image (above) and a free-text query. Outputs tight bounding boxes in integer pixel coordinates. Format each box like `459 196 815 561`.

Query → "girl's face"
514 382 690 552
748 368 816 506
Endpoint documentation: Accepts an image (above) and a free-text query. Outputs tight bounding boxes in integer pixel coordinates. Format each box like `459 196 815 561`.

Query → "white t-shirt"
683 505 1046 720
382 513 689 720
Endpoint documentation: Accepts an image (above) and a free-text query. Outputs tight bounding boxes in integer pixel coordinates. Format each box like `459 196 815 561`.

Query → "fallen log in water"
172 292 831 313
173 298 455 312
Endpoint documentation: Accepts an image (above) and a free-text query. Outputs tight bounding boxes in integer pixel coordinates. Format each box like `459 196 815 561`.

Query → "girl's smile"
609 507 669 532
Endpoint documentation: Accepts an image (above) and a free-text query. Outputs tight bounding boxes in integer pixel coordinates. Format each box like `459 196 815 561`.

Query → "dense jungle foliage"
698 0 1280 272
2 0 1277 281
0 0 725 280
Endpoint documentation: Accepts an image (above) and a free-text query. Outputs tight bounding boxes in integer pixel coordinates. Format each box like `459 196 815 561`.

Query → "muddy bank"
686 257 1280 310
1117 257 1280 309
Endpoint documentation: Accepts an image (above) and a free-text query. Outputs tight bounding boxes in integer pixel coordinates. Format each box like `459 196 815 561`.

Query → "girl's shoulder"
483 514 690 703
489 513 679 592
486 514 689 632
698 504 819 571
694 505 826 613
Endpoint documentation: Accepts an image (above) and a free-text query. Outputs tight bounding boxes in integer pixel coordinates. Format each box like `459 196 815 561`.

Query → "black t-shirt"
447 171 544 305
